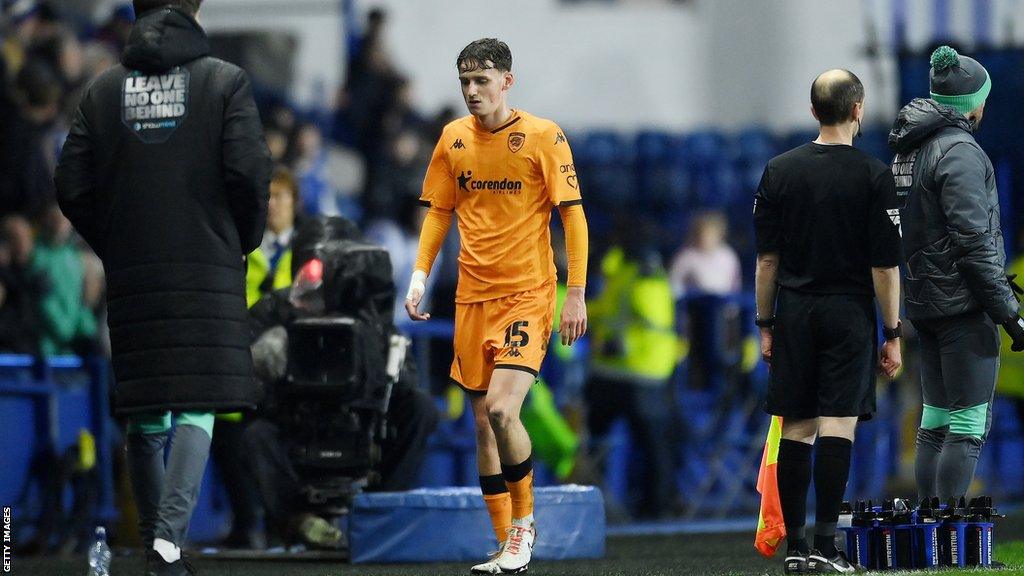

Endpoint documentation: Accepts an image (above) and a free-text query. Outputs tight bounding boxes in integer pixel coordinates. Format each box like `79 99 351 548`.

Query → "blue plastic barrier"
349 485 605 563
0 355 116 530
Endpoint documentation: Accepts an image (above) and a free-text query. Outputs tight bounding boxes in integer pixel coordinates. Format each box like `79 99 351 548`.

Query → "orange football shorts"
449 281 556 395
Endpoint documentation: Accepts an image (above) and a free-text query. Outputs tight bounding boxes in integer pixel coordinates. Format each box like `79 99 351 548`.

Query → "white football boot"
469 541 505 574
493 523 535 573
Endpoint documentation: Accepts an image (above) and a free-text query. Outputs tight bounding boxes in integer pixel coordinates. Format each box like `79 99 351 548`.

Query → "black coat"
54 7 271 415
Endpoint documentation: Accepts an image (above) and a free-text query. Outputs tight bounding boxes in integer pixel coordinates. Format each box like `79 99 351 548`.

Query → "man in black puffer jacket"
54 1 270 574
889 46 1024 504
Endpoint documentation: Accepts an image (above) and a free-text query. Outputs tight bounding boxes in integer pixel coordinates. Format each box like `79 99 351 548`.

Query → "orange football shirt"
420 110 582 303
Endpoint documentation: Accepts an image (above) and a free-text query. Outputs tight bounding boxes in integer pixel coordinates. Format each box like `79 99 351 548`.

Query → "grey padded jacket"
888 98 1017 323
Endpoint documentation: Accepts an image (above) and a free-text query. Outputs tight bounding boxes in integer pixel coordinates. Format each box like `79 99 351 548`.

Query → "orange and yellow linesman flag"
754 415 786 558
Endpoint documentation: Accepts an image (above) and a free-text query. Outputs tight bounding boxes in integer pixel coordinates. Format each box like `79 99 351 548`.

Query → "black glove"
1003 316 1024 352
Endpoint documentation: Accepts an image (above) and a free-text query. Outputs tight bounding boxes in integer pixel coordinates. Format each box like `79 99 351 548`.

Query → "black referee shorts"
764 288 877 420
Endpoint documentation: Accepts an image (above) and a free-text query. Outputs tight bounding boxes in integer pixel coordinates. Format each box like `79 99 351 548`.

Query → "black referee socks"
778 439 813 554
814 436 853 556
778 435 855 556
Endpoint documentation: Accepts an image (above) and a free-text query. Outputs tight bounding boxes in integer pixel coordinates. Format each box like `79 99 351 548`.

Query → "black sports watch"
755 315 776 328
883 321 902 340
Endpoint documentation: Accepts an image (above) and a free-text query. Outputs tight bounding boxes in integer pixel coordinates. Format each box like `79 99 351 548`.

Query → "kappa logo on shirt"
451 138 466 150
554 132 566 145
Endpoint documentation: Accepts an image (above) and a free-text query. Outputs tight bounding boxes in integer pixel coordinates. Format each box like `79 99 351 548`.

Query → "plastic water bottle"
87 526 112 576
837 502 854 555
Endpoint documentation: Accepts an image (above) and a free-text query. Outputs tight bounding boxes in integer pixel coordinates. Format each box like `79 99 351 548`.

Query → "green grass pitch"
15 515 1024 575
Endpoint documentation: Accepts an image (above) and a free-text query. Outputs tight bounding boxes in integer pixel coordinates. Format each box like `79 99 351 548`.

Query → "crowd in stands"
0 0 118 356
0 1 765 525
0 1 748 354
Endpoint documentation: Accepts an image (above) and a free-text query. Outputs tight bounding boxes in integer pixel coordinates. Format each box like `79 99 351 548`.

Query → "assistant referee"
753 69 903 575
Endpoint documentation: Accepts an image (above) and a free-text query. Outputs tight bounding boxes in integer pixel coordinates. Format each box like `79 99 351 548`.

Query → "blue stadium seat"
681 131 728 169
635 131 690 218
635 130 676 163
731 129 779 197
732 128 779 165
692 163 742 209
678 132 740 217
0 356 119 534
574 131 637 212
783 129 819 152
573 130 634 166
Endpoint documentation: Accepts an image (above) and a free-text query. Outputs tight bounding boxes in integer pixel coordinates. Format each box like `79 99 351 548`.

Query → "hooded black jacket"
54 7 271 414
888 98 1017 323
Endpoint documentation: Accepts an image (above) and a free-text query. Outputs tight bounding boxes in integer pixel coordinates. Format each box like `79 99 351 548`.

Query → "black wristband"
755 315 776 328
883 321 902 340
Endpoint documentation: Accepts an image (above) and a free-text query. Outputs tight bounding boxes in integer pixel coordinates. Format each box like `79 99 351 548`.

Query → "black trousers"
211 419 263 535
585 374 680 518
375 381 439 491
242 382 438 531
241 419 302 538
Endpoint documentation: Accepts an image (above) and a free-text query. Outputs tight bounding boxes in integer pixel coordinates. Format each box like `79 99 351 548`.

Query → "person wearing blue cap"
889 46 1024 504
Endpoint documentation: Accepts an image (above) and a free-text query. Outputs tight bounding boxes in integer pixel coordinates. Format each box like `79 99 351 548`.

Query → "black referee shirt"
753 142 903 296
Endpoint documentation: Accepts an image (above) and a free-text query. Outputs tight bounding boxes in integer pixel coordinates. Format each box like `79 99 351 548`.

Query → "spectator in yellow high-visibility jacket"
246 167 300 307
586 226 681 520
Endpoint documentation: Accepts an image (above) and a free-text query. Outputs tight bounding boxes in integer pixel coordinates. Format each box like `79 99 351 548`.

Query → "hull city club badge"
121 67 190 144
508 131 526 153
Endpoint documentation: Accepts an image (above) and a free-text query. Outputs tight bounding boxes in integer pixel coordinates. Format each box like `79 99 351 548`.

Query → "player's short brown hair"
456 38 512 73
133 0 202 17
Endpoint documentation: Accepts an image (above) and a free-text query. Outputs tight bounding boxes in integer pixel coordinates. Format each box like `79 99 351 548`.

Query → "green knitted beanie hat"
929 45 991 115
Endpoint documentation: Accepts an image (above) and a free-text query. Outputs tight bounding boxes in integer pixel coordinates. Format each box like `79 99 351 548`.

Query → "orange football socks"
502 455 535 522
480 474 512 543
